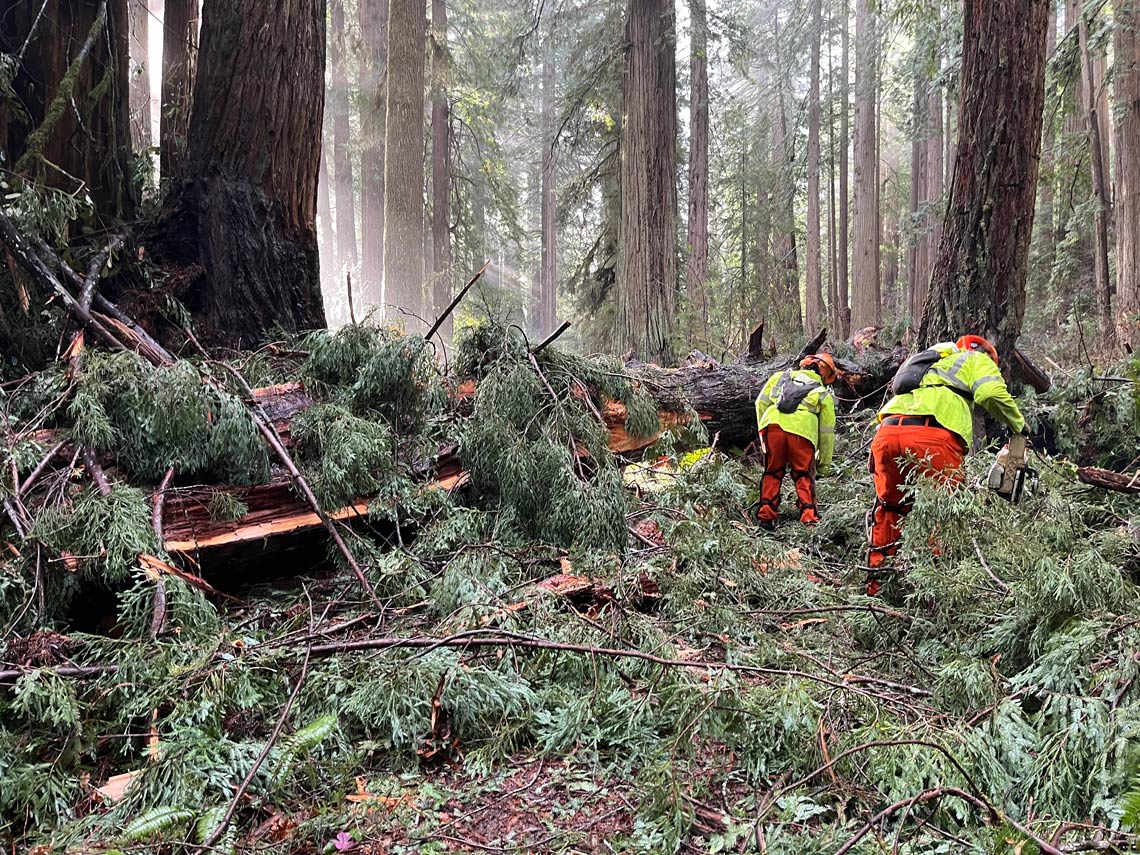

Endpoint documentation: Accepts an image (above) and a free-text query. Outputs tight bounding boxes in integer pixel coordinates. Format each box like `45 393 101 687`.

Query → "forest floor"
2 322 1140 854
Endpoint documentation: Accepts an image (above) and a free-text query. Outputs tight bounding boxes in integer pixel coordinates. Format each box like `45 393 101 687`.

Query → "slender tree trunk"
827 13 839 332
156 0 327 346
838 0 851 336
431 0 452 338
852 0 879 328
330 0 358 278
160 0 197 180
771 13 802 338
317 142 335 293
1079 15 1114 346
383 0 426 324
359 0 388 309
538 30 557 338
804 0 823 336
616 0 678 364
128 0 150 150
1037 2 1057 278
920 0 1049 356
1114 0 1140 352
908 0 943 327
686 0 710 331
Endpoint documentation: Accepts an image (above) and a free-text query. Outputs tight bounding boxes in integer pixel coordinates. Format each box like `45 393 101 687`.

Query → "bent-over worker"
754 353 838 529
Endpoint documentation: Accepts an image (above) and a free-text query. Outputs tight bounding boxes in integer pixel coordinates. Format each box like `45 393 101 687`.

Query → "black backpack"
890 348 943 395
775 371 821 414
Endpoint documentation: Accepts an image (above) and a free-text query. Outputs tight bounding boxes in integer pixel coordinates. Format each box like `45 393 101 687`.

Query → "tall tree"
330 0 358 278
2 0 134 220
770 12 802 336
128 0 150 149
157 0 327 346
804 0 823 336
382 0 426 323
431 0 453 337
837 0 851 337
686 0 709 331
907 0 943 326
536 30 557 337
616 0 677 364
1115 0 1140 352
359 0 388 308
920 0 1049 355
160 0 198 179
1078 11 1114 345
851 0 880 328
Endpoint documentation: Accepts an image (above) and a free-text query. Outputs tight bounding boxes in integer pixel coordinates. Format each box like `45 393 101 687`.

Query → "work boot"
758 518 777 532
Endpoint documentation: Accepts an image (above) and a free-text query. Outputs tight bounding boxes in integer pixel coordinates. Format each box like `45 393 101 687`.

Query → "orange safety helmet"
956 334 1000 365
800 352 838 385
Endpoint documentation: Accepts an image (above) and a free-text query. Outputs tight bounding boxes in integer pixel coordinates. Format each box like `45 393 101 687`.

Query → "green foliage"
268 714 339 789
122 806 196 841
293 403 396 508
69 351 268 483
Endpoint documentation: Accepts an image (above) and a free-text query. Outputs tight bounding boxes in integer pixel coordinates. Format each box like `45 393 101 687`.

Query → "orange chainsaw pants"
867 423 965 568
759 425 819 525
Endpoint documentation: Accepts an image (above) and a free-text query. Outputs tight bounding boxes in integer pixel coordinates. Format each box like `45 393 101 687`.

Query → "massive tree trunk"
537 30 557 338
1 0 134 221
382 0 426 324
431 0 453 338
359 0 388 309
804 0 823 337
330 0 358 279
1078 14 1114 347
919 0 1049 356
837 0 851 337
155 0 327 347
686 0 709 331
1116 0 1140 352
851 0 880 328
160 0 197 180
616 0 678 365
128 0 150 150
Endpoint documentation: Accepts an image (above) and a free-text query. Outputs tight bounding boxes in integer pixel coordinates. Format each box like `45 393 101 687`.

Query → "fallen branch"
1077 466 1140 494
532 320 572 354
426 259 491 344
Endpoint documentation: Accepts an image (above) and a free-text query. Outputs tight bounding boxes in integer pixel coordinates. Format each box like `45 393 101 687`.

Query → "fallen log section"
1077 466 1140 494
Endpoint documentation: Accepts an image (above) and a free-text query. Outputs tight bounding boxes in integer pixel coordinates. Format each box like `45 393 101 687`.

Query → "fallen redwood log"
1077 466 1140 494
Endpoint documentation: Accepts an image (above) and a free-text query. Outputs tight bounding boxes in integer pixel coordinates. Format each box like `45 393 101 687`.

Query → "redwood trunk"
383 0 426 324
851 0 880 328
770 13 802 338
160 0 197 180
1078 16 1114 346
616 0 678 365
359 0 388 309
431 0 453 338
1116 0 1140 352
804 0 823 336
919 0 1049 356
538 31 557 338
128 0 150 149
330 0 358 277
838 0 851 337
686 0 709 331
156 0 327 347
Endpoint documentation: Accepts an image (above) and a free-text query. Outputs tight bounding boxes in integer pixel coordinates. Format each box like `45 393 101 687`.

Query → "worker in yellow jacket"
867 334 1027 572
754 353 838 528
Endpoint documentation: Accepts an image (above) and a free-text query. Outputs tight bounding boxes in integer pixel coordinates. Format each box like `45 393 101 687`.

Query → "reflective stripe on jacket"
755 369 836 472
878 343 1026 445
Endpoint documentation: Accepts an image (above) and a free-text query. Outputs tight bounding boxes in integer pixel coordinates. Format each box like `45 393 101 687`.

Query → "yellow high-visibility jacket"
878 342 1026 446
755 369 836 474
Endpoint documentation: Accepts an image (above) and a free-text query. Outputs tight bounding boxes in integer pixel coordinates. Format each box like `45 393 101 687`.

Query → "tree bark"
330 0 359 277
804 0 824 337
852 0 880 328
1 0 134 221
770 12 803 339
686 0 710 331
838 0 851 337
383 0 426 325
919 0 1049 356
535 28 557 339
128 0 150 150
1035 3 1057 281
160 0 197 180
1116 0 1140 352
431 0 453 339
155 0 327 347
617 0 678 365
907 1 943 327
1078 15 1114 347
359 0 388 309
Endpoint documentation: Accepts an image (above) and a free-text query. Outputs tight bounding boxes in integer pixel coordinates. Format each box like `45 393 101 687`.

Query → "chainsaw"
987 433 1038 503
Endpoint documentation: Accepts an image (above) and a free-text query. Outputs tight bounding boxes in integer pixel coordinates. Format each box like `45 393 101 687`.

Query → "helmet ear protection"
799 352 838 385
956 334 1000 365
